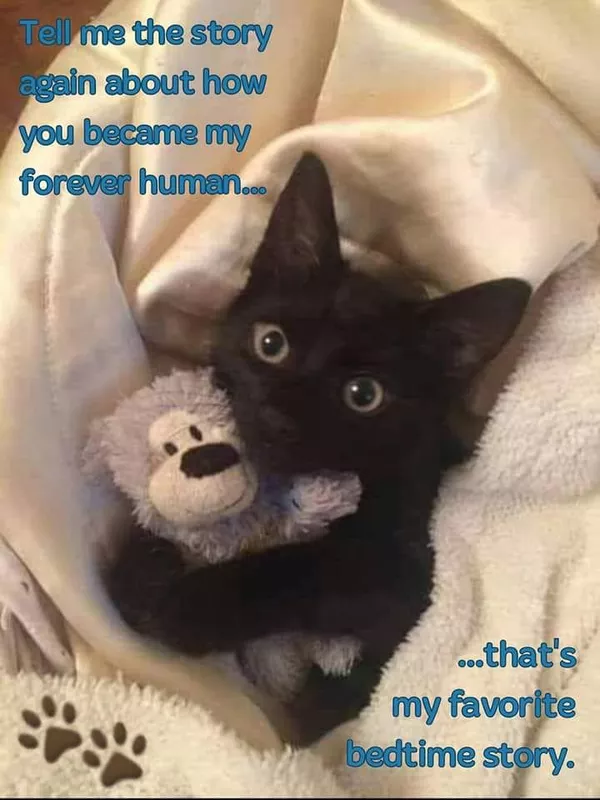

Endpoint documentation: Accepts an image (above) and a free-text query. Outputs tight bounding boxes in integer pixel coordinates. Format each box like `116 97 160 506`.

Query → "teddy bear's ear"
81 417 111 483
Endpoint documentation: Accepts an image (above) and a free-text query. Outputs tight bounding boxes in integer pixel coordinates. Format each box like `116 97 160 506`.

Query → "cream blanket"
0 0 599 796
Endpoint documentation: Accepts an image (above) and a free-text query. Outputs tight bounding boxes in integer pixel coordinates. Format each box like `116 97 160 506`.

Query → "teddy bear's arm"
285 472 361 533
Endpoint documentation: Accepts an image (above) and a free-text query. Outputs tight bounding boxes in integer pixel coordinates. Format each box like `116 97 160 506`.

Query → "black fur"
104 153 531 745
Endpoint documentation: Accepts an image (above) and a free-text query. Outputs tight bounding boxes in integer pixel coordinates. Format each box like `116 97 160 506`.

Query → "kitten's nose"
180 443 240 479
261 407 296 441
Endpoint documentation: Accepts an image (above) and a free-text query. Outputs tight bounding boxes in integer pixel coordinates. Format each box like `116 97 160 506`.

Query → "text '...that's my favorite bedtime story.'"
348 639 578 778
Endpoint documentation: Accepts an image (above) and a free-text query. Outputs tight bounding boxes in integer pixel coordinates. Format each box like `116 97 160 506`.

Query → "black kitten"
105 153 531 744
212 154 530 480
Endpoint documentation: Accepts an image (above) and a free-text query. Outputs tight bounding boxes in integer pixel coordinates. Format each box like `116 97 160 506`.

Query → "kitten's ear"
249 152 344 287
419 278 532 382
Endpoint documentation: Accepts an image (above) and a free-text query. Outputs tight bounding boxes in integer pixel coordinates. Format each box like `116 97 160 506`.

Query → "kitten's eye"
189 425 203 441
164 442 178 456
343 377 385 415
252 323 290 365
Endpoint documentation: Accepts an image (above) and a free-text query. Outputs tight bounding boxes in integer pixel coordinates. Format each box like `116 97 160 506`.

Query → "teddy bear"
82 367 363 700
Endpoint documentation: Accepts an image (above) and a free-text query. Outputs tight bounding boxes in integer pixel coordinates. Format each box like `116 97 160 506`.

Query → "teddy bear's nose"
180 443 240 479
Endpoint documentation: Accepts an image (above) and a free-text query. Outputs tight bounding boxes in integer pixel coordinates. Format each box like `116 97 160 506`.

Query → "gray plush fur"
83 367 363 700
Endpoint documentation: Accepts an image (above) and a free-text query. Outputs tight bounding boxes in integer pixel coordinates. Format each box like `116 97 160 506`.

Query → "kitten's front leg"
104 482 432 661
103 524 188 636
104 526 314 655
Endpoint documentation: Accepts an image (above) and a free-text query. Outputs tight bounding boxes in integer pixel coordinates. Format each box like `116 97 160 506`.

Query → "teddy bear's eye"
189 425 203 441
164 442 178 456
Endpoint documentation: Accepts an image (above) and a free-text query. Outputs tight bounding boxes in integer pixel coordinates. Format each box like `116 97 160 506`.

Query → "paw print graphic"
18 695 82 763
83 723 147 787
